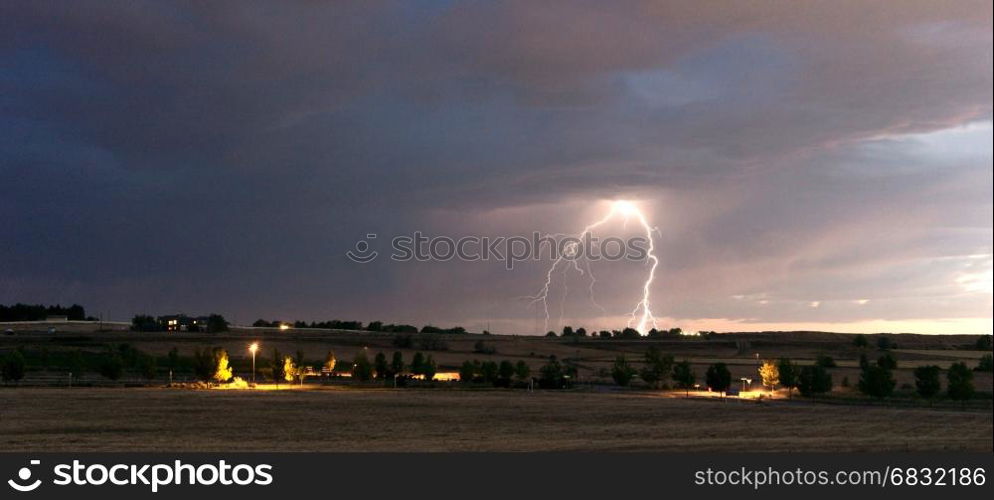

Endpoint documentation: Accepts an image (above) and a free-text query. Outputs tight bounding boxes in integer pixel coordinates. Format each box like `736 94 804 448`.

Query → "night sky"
2 1 991 334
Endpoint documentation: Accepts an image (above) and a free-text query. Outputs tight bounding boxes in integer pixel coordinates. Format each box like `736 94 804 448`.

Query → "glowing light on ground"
528 200 660 334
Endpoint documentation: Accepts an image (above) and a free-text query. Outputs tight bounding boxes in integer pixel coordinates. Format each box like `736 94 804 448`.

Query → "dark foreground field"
2 388 990 452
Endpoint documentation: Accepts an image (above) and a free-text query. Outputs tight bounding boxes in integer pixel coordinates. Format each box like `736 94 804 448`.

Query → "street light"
249 343 259 384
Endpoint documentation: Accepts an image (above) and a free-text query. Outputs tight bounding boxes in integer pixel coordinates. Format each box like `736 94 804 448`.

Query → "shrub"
1 350 26 383
98 352 124 380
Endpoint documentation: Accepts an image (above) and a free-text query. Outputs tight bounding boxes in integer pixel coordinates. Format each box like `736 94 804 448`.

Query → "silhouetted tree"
815 355 837 368
639 346 673 389
459 360 476 383
514 360 531 382
858 364 894 399
539 356 565 388
852 334 869 348
975 335 992 351
270 348 285 383
798 365 832 396
777 358 798 397
914 365 941 403
205 314 228 333
131 314 161 332
611 356 636 386
390 351 404 376
1 350 26 383
98 351 124 381
705 363 732 395
876 336 895 350
373 352 389 379
876 353 897 370
947 362 974 403
193 348 215 381
410 352 426 376
422 356 437 381
352 351 373 381
497 360 514 387
976 354 993 372
480 361 499 384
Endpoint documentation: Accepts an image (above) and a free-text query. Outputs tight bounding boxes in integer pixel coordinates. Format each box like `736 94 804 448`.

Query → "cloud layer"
2 1 991 333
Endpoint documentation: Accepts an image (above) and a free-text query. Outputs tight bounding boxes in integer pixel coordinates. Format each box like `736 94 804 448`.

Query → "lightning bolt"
527 200 659 335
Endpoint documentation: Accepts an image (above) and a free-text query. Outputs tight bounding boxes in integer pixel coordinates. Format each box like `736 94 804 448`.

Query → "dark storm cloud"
1 1 990 332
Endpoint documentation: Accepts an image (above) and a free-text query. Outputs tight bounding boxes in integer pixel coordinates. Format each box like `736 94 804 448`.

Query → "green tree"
946 362 974 403
206 314 229 333
858 364 894 399
352 351 373 381
975 335 992 351
459 360 477 383
98 352 124 381
514 360 531 382
639 346 674 389
976 354 992 372
391 351 405 376
671 360 695 396
1 350 26 383
611 356 636 386
192 348 215 381
270 348 285 383
167 347 180 372
410 352 425 376
777 358 798 397
374 352 389 379
539 356 565 388
136 353 157 380
876 353 897 370
798 365 833 396
480 361 499 384
422 355 437 381
67 349 85 379
815 355 836 368
705 363 732 395
913 365 941 402
497 360 515 386
852 335 869 348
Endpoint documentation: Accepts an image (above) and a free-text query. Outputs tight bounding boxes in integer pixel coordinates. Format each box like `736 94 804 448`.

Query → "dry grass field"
1 387 991 452
2 326 991 392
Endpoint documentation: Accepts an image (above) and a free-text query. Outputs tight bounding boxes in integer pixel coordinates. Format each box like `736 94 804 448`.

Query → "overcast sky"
2 1 991 334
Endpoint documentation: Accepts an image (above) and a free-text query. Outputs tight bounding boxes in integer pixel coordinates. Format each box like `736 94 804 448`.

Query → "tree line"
1 303 91 321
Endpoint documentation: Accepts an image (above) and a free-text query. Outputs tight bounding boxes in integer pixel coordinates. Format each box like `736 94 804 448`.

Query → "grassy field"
1 387 991 452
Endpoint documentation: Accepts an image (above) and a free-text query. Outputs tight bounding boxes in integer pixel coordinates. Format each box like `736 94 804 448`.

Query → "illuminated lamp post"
249 343 259 384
